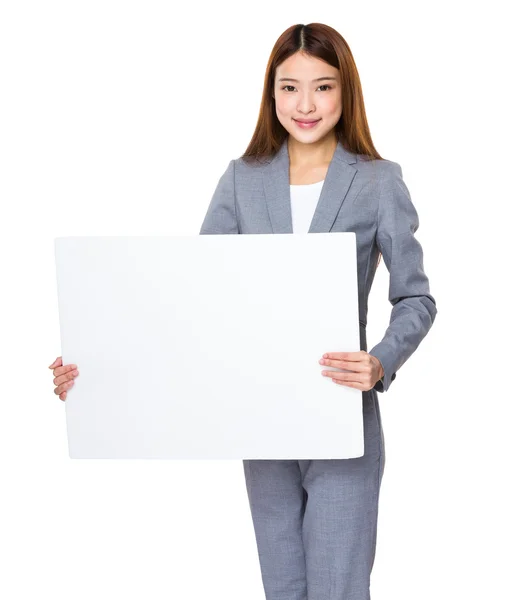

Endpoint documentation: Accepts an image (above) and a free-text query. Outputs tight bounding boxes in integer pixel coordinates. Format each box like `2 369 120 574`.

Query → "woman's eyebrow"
277 76 337 83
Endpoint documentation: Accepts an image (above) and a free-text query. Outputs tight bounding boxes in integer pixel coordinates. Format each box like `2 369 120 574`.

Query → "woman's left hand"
319 351 384 391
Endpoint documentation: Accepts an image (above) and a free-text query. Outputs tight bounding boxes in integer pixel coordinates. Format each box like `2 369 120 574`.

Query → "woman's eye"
281 85 332 92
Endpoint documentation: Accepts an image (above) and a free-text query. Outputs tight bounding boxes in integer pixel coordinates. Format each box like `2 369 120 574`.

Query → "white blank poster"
54 233 363 459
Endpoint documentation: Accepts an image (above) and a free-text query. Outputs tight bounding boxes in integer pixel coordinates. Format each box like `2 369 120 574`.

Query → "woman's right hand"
49 356 79 401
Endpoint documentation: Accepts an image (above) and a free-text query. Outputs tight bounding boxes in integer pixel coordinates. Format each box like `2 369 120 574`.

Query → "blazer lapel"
263 137 359 234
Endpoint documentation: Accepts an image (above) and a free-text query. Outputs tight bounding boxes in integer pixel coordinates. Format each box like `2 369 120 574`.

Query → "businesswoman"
49 23 437 600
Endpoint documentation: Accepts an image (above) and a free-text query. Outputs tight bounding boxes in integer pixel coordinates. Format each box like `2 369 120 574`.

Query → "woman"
49 23 437 600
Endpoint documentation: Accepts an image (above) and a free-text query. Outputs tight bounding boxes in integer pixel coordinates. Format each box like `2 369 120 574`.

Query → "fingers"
53 364 78 382
322 370 367 391
49 356 79 400
53 363 78 379
322 351 366 362
49 356 62 369
54 377 76 397
322 370 364 383
332 380 365 390
54 366 79 386
319 357 370 373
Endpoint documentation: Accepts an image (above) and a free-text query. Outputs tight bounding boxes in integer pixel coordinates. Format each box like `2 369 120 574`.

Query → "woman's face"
273 51 342 144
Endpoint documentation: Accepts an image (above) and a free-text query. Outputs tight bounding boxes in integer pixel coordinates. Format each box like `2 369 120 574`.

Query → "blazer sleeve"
199 159 239 235
368 161 437 393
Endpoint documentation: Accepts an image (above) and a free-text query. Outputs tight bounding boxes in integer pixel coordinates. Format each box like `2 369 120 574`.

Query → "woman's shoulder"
354 156 405 196
233 154 270 172
356 154 401 172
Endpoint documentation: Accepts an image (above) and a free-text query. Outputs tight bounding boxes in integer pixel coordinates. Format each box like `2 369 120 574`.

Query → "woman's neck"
287 133 337 169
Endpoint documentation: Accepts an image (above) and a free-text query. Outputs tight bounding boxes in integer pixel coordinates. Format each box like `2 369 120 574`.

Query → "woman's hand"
49 356 79 401
318 351 384 391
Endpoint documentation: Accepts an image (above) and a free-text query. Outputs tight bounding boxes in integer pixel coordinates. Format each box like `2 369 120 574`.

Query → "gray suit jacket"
199 137 437 393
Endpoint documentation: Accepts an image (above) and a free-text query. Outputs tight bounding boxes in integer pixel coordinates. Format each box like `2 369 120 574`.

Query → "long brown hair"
241 23 383 164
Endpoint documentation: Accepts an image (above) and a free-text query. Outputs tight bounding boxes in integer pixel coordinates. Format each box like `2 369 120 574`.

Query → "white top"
289 179 325 233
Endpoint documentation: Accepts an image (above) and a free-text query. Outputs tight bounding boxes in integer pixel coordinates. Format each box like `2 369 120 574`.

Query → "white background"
1 1 510 598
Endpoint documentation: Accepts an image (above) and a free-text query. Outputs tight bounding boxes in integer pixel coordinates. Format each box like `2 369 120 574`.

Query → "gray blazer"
199 137 437 393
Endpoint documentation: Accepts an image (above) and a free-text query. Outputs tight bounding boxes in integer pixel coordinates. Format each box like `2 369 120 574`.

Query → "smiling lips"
294 118 320 129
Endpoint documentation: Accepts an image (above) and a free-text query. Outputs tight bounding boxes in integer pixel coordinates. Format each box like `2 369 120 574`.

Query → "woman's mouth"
293 118 321 129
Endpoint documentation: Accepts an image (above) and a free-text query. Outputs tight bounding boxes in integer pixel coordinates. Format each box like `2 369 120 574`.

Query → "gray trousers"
243 390 385 600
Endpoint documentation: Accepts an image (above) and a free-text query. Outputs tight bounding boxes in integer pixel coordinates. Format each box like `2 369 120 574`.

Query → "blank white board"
54 233 363 459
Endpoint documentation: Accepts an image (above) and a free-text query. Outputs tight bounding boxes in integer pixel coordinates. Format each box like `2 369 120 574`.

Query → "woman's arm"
369 161 437 392
199 159 239 235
